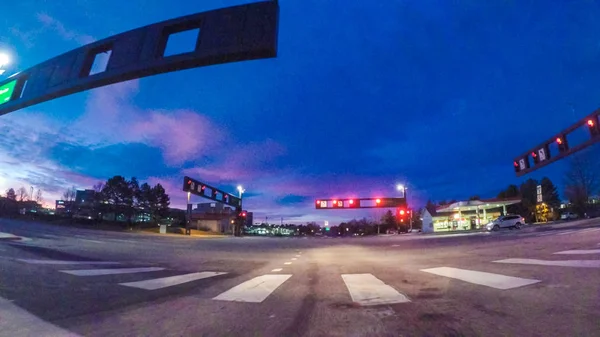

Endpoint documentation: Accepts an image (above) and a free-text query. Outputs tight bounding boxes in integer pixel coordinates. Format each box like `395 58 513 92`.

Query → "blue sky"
1 0 600 223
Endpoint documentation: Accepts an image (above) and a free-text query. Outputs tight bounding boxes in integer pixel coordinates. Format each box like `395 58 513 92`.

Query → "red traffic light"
375 198 381 205
513 161 518 167
349 199 354 205
556 137 563 144
399 209 405 215
588 119 595 127
187 180 192 185
531 152 537 158
316 200 320 205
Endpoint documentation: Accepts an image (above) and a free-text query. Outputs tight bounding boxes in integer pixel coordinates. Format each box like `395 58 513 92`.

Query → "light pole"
0 53 10 76
235 185 245 236
397 184 412 231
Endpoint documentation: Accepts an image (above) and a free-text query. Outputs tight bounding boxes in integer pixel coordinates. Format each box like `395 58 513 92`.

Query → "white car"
485 215 524 231
560 212 578 220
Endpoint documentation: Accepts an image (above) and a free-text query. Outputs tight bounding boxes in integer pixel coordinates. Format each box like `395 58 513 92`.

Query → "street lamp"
237 185 245 199
0 53 10 75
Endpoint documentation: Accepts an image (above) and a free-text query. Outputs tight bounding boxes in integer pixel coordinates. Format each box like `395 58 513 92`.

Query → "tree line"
86 176 171 225
4 187 43 203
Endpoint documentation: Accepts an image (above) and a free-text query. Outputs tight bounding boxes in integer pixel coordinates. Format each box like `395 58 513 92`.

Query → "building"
75 189 96 208
428 197 522 232
55 200 75 214
190 202 235 233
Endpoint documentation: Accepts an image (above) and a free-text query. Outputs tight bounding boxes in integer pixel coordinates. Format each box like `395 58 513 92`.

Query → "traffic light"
587 118 599 137
513 161 520 173
348 199 359 208
375 198 381 206
531 151 539 165
556 135 569 153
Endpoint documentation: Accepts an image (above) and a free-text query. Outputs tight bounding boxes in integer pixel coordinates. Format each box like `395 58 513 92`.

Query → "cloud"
72 80 225 166
36 13 95 45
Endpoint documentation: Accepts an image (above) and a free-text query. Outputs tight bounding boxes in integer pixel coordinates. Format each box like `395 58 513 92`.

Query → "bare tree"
564 153 599 214
62 186 77 202
17 186 28 202
35 189 43 203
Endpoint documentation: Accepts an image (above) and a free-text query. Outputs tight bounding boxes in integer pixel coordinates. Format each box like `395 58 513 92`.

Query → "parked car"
485 214 524 231
560 212 579 220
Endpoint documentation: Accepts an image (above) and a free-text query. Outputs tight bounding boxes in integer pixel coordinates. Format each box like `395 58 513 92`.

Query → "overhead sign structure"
514 109 600 176
182 176 241 208
0 80 16 105
0 1 279 116
315 197 407 209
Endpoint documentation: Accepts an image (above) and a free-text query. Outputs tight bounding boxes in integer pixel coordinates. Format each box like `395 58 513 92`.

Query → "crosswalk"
11 238 600 308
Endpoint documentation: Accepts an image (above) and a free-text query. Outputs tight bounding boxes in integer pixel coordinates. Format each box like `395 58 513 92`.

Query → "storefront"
427 198 521 233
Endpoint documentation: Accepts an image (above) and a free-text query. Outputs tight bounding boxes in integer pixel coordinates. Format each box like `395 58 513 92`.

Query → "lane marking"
17 259 120 265
271 268 283 272
284 262 292 265
0 295 81 336
213 274 292 303
579 228 600 233
342 274 410 306
554 249 600 255
120 271 226 290
61 267 165 276
391 244 400 247
420 267 540 290
291 258 297 261
535 232 557 237
494 258 600 268
557 230 577 236
79 239 103 244
295 255 301 257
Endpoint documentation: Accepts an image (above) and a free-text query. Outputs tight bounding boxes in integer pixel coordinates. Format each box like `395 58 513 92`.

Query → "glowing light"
556 137 562 144
349 199 354 205
588 119 595 127
375 198 381 204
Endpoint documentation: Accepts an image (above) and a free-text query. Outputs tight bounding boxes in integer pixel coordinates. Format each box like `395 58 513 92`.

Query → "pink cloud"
130 110 223 165
74 80 223 165
182 138 286 182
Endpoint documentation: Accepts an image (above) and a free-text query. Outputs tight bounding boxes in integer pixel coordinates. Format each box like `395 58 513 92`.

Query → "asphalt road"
2 218 600 337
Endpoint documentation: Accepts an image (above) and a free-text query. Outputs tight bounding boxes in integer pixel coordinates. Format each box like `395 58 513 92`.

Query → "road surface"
1 218 600 336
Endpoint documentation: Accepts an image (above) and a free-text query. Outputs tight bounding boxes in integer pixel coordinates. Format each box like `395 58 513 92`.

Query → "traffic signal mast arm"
514 109 600 177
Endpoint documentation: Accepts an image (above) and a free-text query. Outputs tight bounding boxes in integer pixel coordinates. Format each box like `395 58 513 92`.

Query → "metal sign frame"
0 1 279 116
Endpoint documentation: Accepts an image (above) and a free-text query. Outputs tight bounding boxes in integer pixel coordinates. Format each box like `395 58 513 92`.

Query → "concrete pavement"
1 217 600 336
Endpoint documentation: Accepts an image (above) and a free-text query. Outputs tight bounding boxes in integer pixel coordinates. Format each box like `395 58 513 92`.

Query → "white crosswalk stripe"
420 267 540 290
17 259 120 265
213 274 292 303
341 274 410 306
61 267 165 276
494 258 600 268
120 271 227 290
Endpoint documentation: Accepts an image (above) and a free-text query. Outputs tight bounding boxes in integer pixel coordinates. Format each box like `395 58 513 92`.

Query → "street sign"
536 185 542 203
538 148 547 161
519 158 527 170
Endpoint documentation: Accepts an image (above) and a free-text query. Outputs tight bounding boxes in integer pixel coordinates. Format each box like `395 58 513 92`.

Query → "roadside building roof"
436 197 521 213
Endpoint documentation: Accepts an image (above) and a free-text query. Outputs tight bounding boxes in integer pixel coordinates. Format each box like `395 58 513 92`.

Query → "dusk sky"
2 0 600 224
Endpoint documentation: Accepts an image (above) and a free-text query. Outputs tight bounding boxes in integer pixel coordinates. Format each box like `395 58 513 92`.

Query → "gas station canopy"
436 197 522 213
